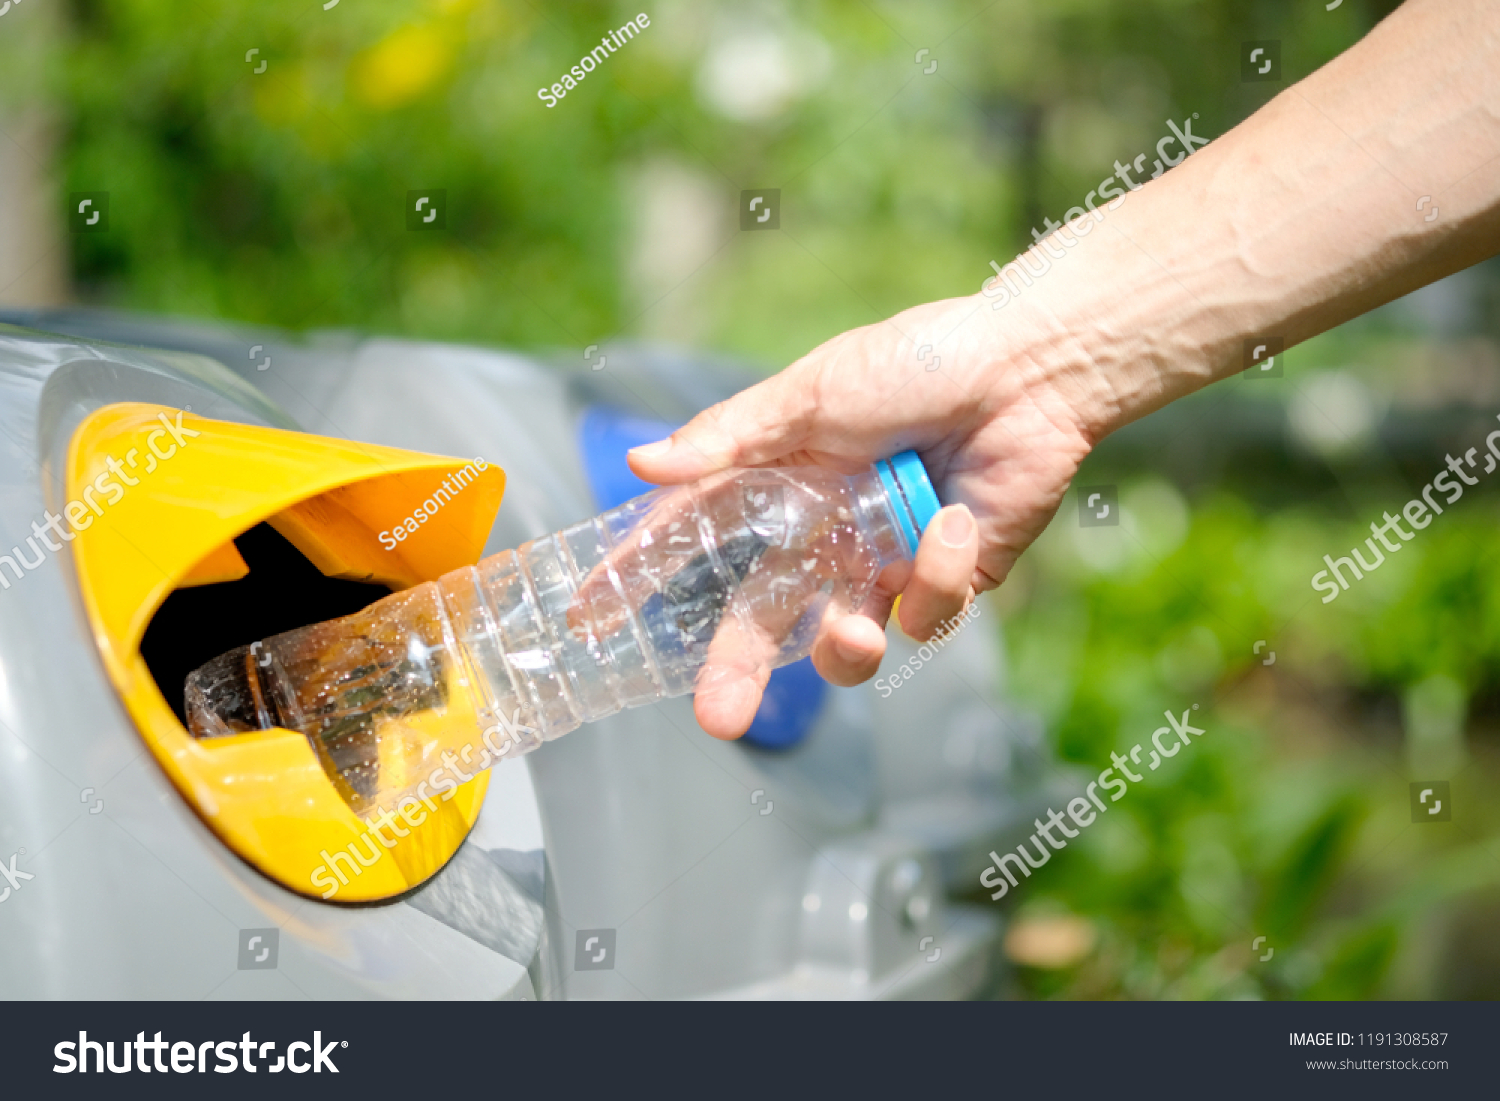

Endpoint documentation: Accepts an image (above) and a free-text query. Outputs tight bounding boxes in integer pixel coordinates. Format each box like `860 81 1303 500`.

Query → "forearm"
1011 0 1500 441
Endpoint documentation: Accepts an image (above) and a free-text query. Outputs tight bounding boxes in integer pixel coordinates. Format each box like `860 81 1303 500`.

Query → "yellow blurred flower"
351 24 454 110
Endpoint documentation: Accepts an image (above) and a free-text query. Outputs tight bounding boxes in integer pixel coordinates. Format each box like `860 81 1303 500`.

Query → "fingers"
811 614 888 687
690 506 976 733
693 610 778 740
896 504 979 640
624 299 993 488
628 366 817 484
692 504 978 732
698 606 891 737
694 675 766 741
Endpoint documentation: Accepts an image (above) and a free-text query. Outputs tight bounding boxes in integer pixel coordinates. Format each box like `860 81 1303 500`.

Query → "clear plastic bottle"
185 452 940 816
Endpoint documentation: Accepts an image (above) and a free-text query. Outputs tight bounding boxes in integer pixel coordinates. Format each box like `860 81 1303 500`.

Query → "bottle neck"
852 467 914 567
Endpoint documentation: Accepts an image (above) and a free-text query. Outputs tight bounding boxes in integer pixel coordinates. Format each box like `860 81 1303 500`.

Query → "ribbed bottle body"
186 463 912 817
444 466 907 749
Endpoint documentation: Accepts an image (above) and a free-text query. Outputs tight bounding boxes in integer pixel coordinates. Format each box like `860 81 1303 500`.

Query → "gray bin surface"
0 310 1064 999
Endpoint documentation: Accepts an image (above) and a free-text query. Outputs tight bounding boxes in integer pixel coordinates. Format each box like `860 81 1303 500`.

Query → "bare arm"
1052 0 1500 435
629 0 1500 739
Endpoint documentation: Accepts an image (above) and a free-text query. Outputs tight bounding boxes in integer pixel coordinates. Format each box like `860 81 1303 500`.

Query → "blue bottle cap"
876 450 942 556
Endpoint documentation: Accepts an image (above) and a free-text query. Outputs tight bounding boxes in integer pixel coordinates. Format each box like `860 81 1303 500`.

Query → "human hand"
626 291 1105 739
623 0 1500 741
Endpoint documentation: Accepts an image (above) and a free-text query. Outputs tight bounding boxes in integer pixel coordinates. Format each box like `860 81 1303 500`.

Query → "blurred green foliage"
11 0 1500 1000
999 401 1500 998
11 0 1400 363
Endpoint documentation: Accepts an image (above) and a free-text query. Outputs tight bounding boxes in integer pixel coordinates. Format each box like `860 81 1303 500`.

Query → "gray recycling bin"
0 309 1062 999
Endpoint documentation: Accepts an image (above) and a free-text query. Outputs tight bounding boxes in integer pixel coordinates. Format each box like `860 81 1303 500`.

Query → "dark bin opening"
140 522 390 726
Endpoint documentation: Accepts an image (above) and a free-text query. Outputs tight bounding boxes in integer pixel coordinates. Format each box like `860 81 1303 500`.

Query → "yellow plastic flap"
67 402 506 902
179 540 250 588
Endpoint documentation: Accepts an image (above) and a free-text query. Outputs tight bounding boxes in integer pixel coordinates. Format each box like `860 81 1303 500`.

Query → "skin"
626 0 1500 741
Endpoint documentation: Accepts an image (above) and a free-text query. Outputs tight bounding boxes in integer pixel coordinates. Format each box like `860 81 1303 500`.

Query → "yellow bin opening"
67 402 506 902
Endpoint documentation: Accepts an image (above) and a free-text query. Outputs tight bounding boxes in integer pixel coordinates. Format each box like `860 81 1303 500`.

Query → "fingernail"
835 637 865 664
939 505 973 548
629 438 673 460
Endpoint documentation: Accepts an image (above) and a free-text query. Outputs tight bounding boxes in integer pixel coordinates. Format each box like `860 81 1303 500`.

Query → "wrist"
975 175 1253 446
970 237 1178 450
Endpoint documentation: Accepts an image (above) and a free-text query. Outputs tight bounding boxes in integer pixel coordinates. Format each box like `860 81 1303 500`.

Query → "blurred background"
4 0 1500 999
